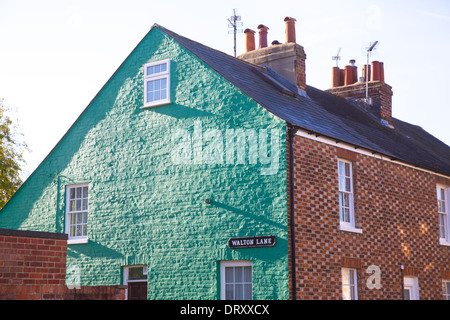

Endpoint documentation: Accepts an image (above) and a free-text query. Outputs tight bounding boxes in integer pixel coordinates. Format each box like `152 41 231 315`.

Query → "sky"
1 0 450 179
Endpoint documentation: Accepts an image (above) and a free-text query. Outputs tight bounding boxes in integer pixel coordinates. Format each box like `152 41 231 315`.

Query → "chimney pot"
244 28 256 52
257 24 269 48
344 62 358 86
332 66 341 88
371 61 381 81
284 16 297 43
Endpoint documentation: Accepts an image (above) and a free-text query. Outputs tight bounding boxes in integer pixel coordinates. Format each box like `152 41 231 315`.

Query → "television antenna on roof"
365 41 378 102
228 9 243 57
332 48 342 67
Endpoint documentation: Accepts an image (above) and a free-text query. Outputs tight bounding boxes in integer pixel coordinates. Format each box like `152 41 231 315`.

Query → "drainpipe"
287 123 297 300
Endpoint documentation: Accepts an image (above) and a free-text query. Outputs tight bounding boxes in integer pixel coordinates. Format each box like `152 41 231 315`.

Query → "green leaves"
0 98 27 209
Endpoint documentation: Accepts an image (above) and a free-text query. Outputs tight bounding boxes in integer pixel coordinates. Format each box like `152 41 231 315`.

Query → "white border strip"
295 129 450 180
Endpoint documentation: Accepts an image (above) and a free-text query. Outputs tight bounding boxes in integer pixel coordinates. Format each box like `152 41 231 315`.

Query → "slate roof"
156 24 450 177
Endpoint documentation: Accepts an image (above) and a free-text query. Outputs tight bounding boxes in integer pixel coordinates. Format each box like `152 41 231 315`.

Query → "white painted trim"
339 224 363 234
123 265 148 300
295 129 450 180
220 260 252 300
403 277 420 300
143 59 171 108
67 238 89 245
341 268 358 300
65 184 89 243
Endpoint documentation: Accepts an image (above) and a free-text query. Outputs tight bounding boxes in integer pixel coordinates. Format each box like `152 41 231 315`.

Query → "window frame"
337 159 361 233
220 260 252 300
143 59 171 108
443 280 450 300
123 265 148 300
437 185 450 246
403 277 419 300
341 268 358 300
65 184 89 244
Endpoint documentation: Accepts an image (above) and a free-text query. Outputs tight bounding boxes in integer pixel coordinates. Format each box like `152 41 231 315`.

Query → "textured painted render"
0 27 288 299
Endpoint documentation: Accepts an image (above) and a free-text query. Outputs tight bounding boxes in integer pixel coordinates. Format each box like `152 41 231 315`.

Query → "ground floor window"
403 277 419 300
220 261 252 300
443 280 450 300
123 265 148 300
341 268 358 300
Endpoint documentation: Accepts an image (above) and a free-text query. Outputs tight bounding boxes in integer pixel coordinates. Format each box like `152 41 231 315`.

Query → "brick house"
1 18 449 300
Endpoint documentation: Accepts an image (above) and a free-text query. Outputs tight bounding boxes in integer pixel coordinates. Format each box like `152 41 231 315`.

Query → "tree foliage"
0 98 27 209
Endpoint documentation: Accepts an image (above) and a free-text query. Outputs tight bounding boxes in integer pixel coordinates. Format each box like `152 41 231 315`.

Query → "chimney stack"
284 17 296 43
244 28 256 52
258 24 269 48
327 60 393 127
238 17 307 94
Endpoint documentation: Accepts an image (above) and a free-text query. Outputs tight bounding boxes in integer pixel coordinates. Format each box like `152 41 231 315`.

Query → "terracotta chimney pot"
284 17 297 43
244 28 256 52
257 24 269 48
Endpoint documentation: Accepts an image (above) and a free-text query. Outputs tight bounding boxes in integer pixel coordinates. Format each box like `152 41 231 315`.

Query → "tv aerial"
332 48 342 67
228 9 243 57
365 41 378 101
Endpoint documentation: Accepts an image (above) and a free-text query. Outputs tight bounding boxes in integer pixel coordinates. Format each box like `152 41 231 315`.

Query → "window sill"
141 100 171 109
68 238 89 245
439 239 450 247
339 224 363 234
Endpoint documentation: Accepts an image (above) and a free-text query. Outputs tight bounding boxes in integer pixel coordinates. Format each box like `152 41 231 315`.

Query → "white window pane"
403 288 411 300
345 162 350 176
161 77 167 89
83 187 88 198
243 284 252 300
160 63 167 72
235 267 243 283
154 90 161 101
235 284 243 300
225 267 233 283
70 188 75 200
161 89 167 100
155 79 160 90
244 266 252 282
225 284 234 299
342 286 352 300
338 161 345 176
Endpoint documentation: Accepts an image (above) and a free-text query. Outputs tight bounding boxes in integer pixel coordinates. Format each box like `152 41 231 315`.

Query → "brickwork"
288 134 450 299
326 81 393 126
0 228 125 300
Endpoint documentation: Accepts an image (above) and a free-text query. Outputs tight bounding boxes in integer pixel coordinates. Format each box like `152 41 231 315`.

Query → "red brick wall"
0 229 125 300
288 134 450 299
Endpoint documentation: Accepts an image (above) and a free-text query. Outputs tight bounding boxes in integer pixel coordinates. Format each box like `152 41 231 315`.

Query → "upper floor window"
143 59 171 108
66 184 89 244
437 185 449 245
338 160 359 231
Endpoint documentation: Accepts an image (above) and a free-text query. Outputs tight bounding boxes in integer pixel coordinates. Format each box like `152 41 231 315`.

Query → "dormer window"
143 59 171 108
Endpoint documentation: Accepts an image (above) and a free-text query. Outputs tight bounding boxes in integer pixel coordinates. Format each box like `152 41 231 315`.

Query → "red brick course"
0 229 125 300
288 133 450 299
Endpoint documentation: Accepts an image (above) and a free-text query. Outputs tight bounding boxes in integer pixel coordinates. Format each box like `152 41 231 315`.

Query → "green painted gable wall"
0 26 288 300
